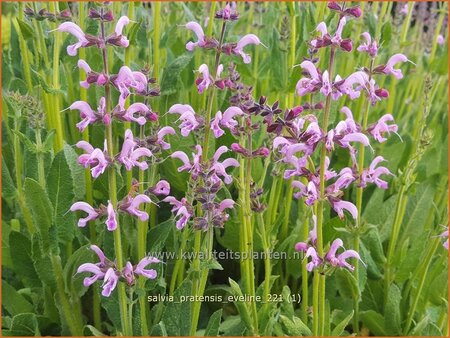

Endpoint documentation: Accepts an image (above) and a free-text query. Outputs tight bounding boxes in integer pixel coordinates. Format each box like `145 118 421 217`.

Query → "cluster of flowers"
295 216 362 272
57 7 163 296
25 5 72 22
262 2 409 271
161 3 267 230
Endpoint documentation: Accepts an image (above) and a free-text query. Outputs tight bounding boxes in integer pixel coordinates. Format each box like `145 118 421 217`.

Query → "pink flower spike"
134 256 160 279
233 34 262 64
57 22 89 56
106 201 118 231
70 201 99 227
157 127 176 150
126 194 152 221
185 21 206 51
101 268 118 297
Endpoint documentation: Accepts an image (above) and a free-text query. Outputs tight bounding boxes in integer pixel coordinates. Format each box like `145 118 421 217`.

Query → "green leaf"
16 18 35 40
31 234 56 288
63 144 86 200
31 69 64 94
228 278 254 332
11 129 37 154
360 310 386 336
204 309 222 336
150 322 168 336
7 313 40 336
42 130 56 153
83 325 106 336
160 54 193 96
1 280 34 316
24 178 54 251
380 22 392 45
279 315 311 336
161 279 192 335
46 150 75 244
2 156 16 198
331 310 354 336
63 245 93 299
384 284 402 335
199 258 223 271
335 269 360 300
9 231 41 287
127 19 143 45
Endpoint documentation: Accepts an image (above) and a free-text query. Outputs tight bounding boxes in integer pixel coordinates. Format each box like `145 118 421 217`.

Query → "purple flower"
330 199 358 220
211 146 240 184
195 64 213 93
375 54 409 79
118 129 153 170
112 66 148 109
233 34 262 64
106 201 118 231
171 151 193 173
168 104 201 137
77 59 107 88
76 140 109 178
150 180 171 197
69 98 108 132
121 102 150 125
357 32 378 58
325 238 362 271
57 22 90 56
437 34 445 46
163 196 193 230
311 17 352 52
70 201 99 227
125 194 152 221
360 156 392 189
122 262 134 285
185 21 207 51
134 256 160 279
106 16 130 47
157 126 176 150
210 106 244 137
101 267 119 297
77 245 109 287
305 247 322 271
367 114 399 143
440 228 448 250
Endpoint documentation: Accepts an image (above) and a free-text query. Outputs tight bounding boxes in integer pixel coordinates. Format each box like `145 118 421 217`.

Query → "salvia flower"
69 97 108 132
311 17 353 52
232 34 262 64
115 102 153 125
148 180 171 197
440 228 449 250
156 127 176 150
373 54 409 79
77 59 107 88
121 194 153 221
163 196 194 229
210 106 244 137
437 34 445 46
56 22 96 56
327 2 362 18
168 104 203 137
184 21 218 51
77 246 159 296
215 2 239 21
106 201 118 231
76 140 110 178
357 32 378 58
325 238 362 271
70 201 100 227
111 66 148 109
367 114 399 143
360 156 393 189
118 129 153 170
106 16 130 47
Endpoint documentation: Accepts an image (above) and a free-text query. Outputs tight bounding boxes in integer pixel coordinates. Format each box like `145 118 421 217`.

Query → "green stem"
15 3 33 92
51 255 83 335
48 2 64 151
169 228 189 295
314 47 336 336
100 14 130 335
300 202 309 324
403 237 441 335
353 58 375 335
35 129 46 188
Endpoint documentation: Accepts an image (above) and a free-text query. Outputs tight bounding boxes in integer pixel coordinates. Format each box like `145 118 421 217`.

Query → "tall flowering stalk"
163 3 264 334
259 2 409 335
58 4 166 335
